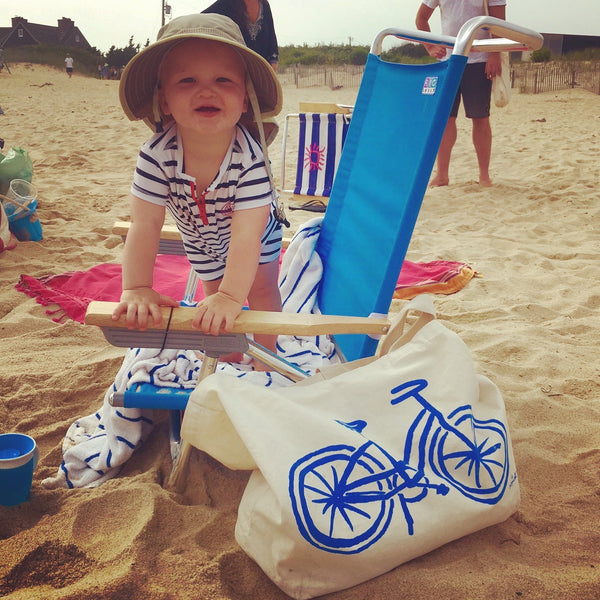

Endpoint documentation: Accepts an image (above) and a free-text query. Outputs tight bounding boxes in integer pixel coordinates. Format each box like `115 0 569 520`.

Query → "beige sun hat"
119 13 282 142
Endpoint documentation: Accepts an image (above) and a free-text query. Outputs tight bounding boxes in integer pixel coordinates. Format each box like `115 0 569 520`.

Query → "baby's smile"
195 105 220 113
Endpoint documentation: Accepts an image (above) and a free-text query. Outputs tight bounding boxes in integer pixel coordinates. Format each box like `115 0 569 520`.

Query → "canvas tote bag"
182 295 520 599
484 0 511 107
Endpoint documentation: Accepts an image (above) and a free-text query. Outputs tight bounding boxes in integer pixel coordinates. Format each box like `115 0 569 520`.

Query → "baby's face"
158 39 248 140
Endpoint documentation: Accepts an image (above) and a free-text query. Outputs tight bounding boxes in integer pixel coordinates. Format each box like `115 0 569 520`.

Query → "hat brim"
119 30 282 132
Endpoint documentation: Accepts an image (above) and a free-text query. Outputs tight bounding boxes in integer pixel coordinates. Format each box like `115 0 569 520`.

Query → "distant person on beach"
416 0 506 187
115 14 283 366
65 53 74 78
202 0 279 70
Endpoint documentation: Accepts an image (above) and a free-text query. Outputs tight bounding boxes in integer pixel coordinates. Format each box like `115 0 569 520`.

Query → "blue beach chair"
86 18 543 487
316 16 542 361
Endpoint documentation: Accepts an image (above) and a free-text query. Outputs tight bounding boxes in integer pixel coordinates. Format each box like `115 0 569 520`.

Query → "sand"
1 63 599 599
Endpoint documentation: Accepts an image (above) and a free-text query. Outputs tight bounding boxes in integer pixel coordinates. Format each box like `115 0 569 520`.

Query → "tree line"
3 38 599 78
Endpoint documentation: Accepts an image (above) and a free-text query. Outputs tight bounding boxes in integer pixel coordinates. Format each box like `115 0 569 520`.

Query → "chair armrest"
113 220 187 255
113 220 182 241
85 301 390 337
298 102 353 114
112 221 292 250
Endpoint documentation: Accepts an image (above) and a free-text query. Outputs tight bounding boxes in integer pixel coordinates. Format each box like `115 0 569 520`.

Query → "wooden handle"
85 301 390 337
112 220 182 241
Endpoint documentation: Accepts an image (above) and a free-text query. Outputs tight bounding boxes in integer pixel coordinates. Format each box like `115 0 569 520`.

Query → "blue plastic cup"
3 179 43 242
0 433 39 506
8 198 43 241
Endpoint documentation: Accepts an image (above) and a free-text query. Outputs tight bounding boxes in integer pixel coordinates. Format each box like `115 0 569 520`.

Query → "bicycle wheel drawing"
391 379 510 504
428 406 509 503
289 441 437 554
289 443 397 554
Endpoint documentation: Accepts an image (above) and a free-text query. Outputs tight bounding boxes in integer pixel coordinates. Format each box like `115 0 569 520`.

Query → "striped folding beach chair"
282 102 352 212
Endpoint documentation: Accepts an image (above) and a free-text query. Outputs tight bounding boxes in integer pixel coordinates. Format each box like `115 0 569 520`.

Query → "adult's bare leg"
472 116 492 187
430 117 457 187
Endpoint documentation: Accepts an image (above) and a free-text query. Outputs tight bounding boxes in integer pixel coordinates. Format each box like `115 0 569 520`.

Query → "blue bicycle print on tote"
288 379 510 554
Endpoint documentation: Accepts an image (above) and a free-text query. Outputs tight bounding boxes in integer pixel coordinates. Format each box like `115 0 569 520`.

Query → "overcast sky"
1 0 597 53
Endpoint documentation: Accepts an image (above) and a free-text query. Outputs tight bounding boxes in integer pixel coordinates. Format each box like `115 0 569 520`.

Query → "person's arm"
485 4 507 78
192 203 270 334
111 195 178 329
415 3 446 60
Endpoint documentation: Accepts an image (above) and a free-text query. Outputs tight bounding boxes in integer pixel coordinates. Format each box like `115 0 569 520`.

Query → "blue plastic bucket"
0 433 39 506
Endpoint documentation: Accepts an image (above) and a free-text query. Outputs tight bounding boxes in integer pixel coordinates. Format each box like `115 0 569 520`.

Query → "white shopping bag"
492 52 512 107
182 295 520 599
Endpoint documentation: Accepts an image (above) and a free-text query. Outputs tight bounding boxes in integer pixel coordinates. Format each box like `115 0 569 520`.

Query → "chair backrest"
293 111 351 198
316 53 467 361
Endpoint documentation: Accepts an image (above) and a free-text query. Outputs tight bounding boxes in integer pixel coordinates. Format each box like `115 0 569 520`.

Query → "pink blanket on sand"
16 255 475 324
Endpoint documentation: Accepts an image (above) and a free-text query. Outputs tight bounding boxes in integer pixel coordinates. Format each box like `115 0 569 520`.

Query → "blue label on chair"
422 76 438 95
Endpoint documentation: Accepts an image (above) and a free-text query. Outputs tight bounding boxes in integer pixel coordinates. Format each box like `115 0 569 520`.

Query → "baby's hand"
112 287 178 330
192 291 243 335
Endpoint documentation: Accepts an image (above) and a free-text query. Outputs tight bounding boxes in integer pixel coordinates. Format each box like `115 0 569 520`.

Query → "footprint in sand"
71 486 155 562
0 541 92 595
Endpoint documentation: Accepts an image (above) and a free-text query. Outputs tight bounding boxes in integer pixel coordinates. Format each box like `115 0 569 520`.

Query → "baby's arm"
192 204 271 335
112 194 179 329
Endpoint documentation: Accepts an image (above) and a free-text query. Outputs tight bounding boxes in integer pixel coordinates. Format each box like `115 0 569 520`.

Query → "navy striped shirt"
132 122 282 281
